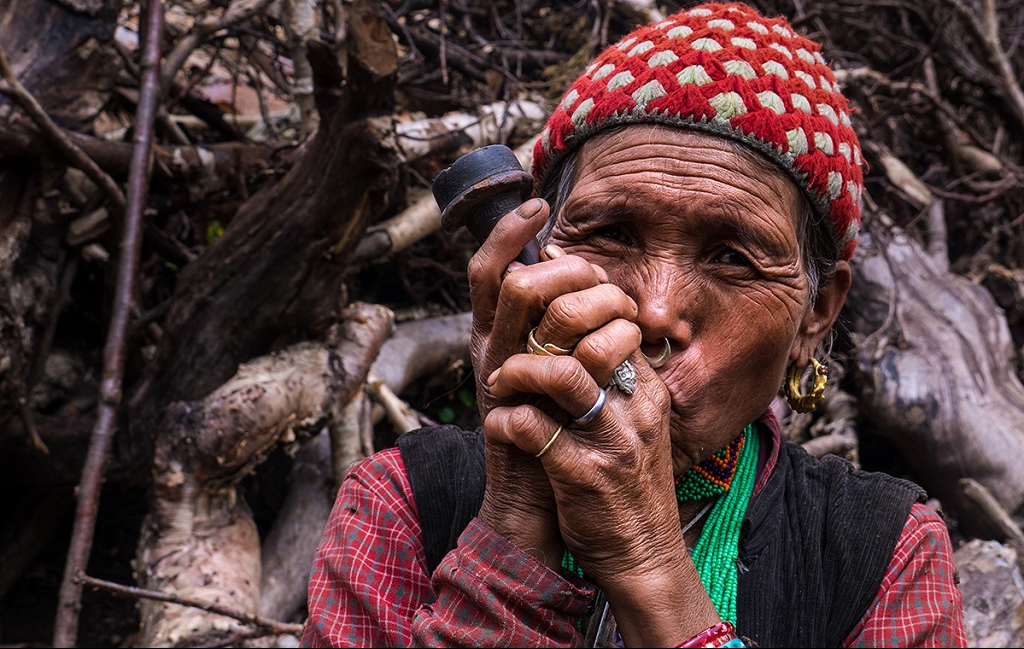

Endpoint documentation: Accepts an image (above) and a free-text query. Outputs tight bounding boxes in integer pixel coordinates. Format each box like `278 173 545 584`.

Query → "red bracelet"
676 621 740 648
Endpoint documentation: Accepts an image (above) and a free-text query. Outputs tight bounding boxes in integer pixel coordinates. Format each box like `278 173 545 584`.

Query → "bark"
847 216 1024 539
0 125 275 188
256 310 473 625
134 302 393 647
0 168 52 427
0 0 122 428
0 0 121 131
954 539 1024 647
126 0 401 467
257 429 333 626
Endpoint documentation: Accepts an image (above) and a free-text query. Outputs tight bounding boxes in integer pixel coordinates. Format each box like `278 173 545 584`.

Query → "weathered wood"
0 0 121 428
258 429 333 627
846 218 1024 539
256 310 474 626
126 0 401 466
0 0 121 131
135 302 393 647
0 168 55 427
954 539 1024 648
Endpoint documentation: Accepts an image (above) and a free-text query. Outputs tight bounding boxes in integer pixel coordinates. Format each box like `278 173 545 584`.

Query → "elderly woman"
301 3 966 647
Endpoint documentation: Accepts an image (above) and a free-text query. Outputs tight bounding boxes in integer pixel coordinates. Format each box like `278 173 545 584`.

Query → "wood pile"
1 0 1022 646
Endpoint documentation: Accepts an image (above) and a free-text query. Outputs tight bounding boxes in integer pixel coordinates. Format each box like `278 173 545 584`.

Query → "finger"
535 284 638 350
486 354 605 423
573 318 643 386
485 254 608 367
540 244 610 284
467 198 550 334
484 405 565 459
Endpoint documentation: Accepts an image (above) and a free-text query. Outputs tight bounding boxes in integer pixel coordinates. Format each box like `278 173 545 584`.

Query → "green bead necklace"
690 424 758 623
562 423 759 625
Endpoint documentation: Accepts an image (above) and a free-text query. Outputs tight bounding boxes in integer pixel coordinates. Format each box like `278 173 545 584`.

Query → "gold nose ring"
642 338 672 369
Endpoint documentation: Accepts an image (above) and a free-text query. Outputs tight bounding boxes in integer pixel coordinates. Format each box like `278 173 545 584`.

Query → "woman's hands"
468 198 680 582
467 198 720 645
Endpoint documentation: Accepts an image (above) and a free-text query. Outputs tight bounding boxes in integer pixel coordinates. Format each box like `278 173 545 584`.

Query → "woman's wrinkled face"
550 126 820 471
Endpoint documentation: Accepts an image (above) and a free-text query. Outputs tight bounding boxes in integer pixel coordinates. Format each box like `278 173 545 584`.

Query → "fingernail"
593 265 609 283
486 368 500 386
517 198 543 219
542 244 564 259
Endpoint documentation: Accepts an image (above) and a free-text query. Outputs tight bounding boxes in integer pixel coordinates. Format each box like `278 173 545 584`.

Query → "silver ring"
642 338 671 369
608 359 637 395
573 388 606 427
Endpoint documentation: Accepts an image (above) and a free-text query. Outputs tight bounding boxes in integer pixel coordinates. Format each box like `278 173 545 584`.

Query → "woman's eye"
713 248 752 266
595 225 631 244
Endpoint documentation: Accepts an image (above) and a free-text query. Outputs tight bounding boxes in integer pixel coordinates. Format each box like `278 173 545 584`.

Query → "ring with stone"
607 359 637 395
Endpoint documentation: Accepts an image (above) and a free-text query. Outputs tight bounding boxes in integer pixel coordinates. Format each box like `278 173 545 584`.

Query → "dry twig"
52 0 164 645
79 574 304 638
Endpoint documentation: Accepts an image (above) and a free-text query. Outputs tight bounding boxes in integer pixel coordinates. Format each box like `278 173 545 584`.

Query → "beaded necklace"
562 423 758 625
690 424 758 623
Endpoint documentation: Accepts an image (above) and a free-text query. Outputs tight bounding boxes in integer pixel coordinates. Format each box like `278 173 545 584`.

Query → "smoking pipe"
431 144 541 265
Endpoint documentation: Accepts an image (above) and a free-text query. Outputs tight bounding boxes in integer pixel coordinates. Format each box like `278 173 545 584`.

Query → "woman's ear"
791 260 852 365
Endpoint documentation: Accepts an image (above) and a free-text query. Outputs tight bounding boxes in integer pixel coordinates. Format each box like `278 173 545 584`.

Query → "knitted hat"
532 2 864 261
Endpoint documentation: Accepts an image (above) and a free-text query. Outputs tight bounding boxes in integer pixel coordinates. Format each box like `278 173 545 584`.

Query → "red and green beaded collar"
676 432 746 502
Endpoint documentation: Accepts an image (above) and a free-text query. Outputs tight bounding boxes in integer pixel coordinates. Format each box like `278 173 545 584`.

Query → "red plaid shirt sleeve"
841 502 967 648
300 448 595 648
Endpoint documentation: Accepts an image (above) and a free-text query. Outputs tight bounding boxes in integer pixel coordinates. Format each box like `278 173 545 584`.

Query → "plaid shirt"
301 421 966 648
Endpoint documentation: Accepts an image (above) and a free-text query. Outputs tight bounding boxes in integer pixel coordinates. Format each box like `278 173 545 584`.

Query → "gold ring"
527 328 573 356
642 337 672 369
534 425 563 458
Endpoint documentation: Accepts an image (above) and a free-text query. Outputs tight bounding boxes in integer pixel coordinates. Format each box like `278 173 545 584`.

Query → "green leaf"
207 220 225 243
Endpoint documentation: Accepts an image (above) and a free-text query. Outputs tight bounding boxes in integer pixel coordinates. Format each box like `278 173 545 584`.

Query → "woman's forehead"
570 126 802 213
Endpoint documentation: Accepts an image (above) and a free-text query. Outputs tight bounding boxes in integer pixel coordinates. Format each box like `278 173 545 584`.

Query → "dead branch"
80 574 304 637
960 478 1024 575
354 135 540 264
125 6 402 465
258 308 473 622
135 302 393 647
160 0 276 95
0 46 125 212
848 214 1024 540
52 1 163 645
941 0 1024 131
366 380 421 434
258 429 334 625
396 99 546 162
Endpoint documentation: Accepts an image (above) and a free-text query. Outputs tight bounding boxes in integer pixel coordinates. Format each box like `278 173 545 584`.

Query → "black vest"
398 425 925 647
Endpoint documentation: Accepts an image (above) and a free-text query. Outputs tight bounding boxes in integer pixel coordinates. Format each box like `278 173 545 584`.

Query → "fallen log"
846 215 1024 539
134 302 393 647
256 310 474 627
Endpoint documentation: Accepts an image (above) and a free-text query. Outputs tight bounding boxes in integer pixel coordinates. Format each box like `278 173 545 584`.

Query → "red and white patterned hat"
532 2 864 261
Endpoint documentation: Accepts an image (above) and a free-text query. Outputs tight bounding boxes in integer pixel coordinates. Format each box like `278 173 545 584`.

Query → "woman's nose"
634 281 693 354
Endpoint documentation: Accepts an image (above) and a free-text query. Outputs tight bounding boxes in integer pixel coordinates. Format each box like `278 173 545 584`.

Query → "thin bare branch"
160 0 276 94
52 0 164 645
941 0 1024 130
78 574 305 637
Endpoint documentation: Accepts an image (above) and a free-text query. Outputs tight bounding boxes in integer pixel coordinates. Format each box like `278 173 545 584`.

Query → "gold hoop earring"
786 358 827 413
